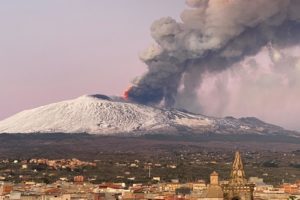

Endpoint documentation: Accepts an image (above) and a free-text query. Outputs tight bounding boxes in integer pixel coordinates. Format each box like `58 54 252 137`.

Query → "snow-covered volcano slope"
0 95 297 136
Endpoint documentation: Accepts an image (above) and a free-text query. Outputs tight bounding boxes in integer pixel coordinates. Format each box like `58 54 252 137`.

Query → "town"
0 150 299 200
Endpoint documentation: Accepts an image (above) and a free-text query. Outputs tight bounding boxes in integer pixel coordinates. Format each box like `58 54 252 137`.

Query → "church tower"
210 171 219 185
200 171 223 199
223 151 254 200
230 151 247 185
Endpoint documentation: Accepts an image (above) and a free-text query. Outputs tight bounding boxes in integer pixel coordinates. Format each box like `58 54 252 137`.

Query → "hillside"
0 94 298 137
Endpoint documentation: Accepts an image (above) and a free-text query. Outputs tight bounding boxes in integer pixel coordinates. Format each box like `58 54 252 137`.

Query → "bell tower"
223 151 254 200
230 151 247 185
210 171 219 185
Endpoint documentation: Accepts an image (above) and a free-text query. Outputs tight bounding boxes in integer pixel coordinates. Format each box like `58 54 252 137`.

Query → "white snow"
0 94 295 136
0 95 170 134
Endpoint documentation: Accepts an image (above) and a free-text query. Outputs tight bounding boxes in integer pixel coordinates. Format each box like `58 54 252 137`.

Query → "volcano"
0 94 298 137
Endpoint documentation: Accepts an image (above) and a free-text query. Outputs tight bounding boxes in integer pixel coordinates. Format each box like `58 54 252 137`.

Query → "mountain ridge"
0 94 298 137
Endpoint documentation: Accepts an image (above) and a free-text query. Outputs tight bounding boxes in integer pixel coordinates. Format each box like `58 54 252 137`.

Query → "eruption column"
127 0 300 110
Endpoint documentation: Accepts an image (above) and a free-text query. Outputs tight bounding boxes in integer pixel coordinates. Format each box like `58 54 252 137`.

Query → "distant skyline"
0 0 185 119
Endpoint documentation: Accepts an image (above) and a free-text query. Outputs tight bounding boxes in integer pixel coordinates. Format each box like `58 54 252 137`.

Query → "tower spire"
230 151 247 185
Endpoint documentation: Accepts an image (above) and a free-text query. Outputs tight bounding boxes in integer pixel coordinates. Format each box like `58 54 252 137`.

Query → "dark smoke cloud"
127 0 300 108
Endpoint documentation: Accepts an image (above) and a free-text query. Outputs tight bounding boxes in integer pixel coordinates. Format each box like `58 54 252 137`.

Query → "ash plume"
127 0 300 108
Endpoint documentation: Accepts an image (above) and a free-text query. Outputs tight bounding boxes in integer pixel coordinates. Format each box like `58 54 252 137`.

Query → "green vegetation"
0 133 299 186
